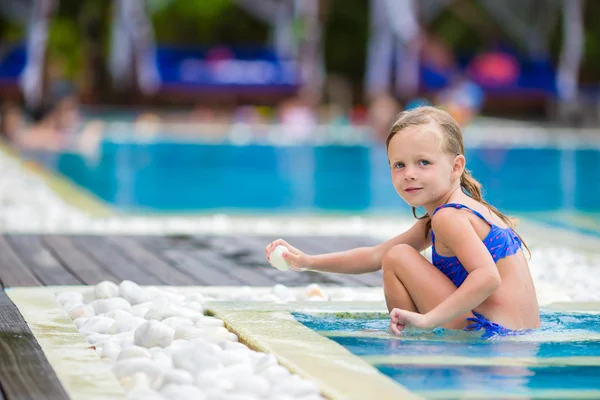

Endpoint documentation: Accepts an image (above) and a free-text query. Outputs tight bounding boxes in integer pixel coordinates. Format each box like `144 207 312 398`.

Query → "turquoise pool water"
294 311 600 398
27 141 600 216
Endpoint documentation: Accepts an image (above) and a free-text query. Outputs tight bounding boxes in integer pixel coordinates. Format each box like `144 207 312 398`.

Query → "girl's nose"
403 167 416 181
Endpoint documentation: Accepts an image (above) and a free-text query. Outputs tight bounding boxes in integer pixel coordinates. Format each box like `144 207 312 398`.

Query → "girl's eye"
418 160 430 166
393 162 404 169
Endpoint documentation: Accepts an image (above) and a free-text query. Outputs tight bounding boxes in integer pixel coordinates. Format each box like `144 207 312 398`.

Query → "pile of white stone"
57 281 326 400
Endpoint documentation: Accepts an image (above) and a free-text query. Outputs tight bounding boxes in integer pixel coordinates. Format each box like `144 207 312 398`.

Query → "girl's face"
387 124 462 209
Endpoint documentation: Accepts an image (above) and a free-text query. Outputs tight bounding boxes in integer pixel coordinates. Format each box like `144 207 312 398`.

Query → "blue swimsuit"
430 203 523 338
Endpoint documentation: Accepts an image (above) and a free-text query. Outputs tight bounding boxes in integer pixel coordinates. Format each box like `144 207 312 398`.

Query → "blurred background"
0 0 599 230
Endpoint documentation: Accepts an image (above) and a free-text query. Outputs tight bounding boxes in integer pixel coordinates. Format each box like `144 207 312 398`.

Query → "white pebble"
257 294 281 302
160 383 206 400
62 300 84 313
219 349 252 367
269 245 291 271
85 333 112 345
174 326 207 341
80 317 115 335
251 353 278 372
73 317 89 329
114 317 146 334
261 365 291 383
69 304 95 319
221 394 258 400
148 288 185 304
271 284 295 301
144 304 200 322
118 346 153 361
134 321 174 348
89 298 132 314
150 348 173 370
131 306 150 319
162 317 194 330
172 343 222 373
127 386 164 400
113 359 165 389
162 369 194 386
220 341 249 351
119 280 151 305
195 316 225 328
200 326 236 344
56 292 83 307
182 301 205 313
184 293 206 303
272 375 320 397
82 289 96 303
102 341 122 360
232 376 270 397
195 370 234 392
106 309 134 322
120 335 136 349
95 281 120 299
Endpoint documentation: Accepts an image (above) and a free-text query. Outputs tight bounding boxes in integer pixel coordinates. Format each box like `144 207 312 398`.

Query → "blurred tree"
150 0 268 45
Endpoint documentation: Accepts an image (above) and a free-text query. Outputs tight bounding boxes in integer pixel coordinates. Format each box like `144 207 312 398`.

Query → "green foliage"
323 0 369 85
47 17 82 79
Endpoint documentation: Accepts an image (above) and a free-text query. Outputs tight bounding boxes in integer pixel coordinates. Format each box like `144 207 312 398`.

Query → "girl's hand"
388 308 435 334
265 239 312 272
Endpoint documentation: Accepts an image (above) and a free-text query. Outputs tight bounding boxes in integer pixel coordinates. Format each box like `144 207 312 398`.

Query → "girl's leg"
382 244 473 330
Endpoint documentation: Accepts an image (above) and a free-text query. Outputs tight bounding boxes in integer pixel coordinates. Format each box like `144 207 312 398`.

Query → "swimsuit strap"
432 203 492 226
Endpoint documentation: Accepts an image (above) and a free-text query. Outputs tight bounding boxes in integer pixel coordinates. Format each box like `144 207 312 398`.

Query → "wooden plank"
0 236 41 287
0 290 69 399
106 236 200 285
143 235 279 286
191 249 278 286
43 235 118 285
4 235 82 286
69 236 163 285
160 249 243 286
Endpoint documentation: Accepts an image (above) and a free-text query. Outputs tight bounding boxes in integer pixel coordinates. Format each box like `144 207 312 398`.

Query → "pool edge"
208 305 420 400
6 287 127 400
0 142 114 217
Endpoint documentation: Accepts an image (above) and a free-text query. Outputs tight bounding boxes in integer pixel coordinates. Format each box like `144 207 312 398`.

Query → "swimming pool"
28 140 600 218
294 311 600 398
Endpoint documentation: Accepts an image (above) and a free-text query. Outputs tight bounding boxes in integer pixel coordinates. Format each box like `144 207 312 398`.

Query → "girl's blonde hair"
386 106 530 256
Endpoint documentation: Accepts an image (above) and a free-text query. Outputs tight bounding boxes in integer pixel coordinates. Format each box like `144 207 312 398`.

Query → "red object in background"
468 52 520 88
350 105 368 125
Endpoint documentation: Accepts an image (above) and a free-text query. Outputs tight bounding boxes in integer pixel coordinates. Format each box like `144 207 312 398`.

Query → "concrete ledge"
208 305 419 400
6 287 126 400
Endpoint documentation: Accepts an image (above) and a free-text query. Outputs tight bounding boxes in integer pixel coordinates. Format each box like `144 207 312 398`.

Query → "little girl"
265 106 540 338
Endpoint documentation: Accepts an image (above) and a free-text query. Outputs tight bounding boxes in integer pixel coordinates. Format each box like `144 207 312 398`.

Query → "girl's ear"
452 155 466 180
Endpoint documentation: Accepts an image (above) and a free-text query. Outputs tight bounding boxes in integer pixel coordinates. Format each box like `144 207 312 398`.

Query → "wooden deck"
0 233 382 399
0 234 383 289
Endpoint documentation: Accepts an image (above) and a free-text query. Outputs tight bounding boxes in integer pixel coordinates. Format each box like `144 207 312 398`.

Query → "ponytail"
460 170 531 258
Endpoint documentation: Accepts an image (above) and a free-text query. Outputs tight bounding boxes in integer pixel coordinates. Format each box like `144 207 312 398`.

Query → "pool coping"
0 142 114 217
209 305 419 400
5 287 126 400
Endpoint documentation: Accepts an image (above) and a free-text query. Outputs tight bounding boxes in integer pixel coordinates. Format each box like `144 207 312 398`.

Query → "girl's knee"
382 244 418 273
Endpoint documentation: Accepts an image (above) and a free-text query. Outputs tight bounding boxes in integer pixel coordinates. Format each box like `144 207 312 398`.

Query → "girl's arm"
423 208 501 328
266 218 431 274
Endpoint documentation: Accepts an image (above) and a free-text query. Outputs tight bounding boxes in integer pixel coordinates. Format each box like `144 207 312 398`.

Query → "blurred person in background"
368 94 402 142
278 95 317 143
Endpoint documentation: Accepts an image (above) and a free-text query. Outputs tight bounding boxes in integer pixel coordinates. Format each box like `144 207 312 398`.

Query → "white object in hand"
270 245 291 271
